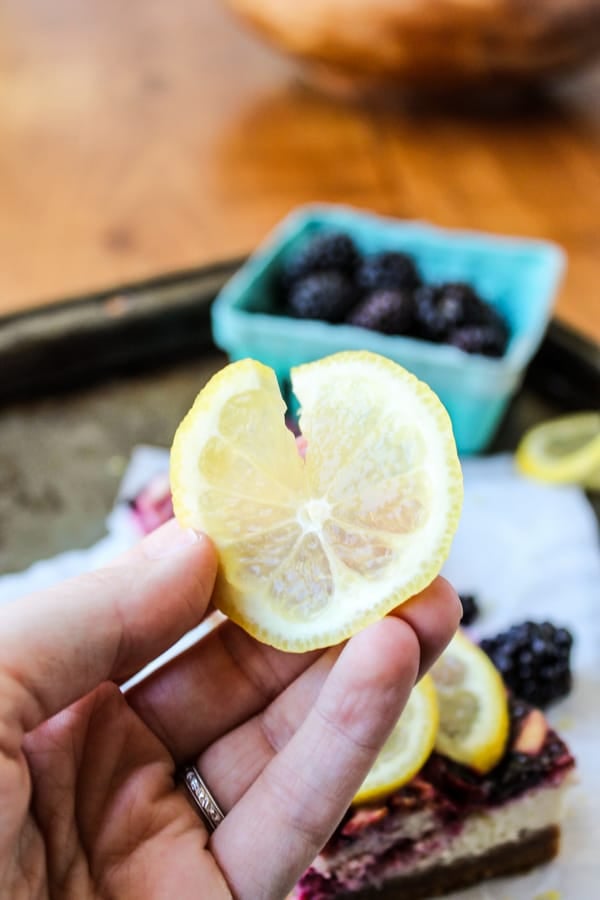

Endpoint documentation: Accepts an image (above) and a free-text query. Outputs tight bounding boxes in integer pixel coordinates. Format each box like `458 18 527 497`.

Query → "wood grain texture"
0 0 599 344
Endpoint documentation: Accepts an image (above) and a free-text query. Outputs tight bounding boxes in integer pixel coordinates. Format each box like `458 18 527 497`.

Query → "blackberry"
448 324 508 357
440 282 484 322
346 289 413 334
287 271 356 322
357 251 421 294
492 750 547 802
480 621 574 709
413 282 509 354
413 285 454 341
479 300 510 336
282 231 359 286
459 593 480 626
491 698 573 803
448 283 509 355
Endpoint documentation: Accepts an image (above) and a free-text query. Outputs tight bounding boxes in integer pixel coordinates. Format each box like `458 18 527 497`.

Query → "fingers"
391 576 462 678
195 646 342 810
127 576 458 765
126 619 320 764
0 520 217 738
195 576 459 812
210 616 421 900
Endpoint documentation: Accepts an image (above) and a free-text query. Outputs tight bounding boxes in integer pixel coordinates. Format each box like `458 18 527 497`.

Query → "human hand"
0 520 460 899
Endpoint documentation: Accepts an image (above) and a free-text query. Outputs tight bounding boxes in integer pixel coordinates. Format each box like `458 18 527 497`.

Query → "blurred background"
0 0 599 574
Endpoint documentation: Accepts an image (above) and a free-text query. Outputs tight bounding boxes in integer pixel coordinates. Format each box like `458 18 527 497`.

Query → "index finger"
0 520 217 744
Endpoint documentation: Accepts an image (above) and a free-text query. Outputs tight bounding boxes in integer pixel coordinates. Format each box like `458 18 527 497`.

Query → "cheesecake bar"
294 698 575 899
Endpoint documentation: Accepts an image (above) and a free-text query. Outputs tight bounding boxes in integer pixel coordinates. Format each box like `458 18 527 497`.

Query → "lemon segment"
515 412 600 489
171 351 463 651
431 630 509 774
353 675 439 805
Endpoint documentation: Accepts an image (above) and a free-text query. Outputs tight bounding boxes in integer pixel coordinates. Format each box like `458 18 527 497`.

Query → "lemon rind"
515 413 600 487
171 352 463 652
433 630 510 775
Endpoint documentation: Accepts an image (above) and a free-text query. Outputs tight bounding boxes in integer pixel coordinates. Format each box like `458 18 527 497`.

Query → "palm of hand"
3 684 230 898
0 522 458 900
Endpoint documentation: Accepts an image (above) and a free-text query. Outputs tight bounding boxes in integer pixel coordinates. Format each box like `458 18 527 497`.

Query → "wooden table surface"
1 0 599 344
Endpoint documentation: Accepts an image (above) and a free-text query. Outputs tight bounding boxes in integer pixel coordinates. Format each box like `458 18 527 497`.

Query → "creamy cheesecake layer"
409 781 567 875
327 782 568 891
411 781 566 874
313 808 438 873
296 699 576 899
297 780 572 898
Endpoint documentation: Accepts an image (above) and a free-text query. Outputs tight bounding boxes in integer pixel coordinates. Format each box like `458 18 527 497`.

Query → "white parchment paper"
442 456 600 898
1 449 599 896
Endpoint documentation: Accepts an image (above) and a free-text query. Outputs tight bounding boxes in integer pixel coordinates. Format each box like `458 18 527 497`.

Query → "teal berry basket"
211 205 565 454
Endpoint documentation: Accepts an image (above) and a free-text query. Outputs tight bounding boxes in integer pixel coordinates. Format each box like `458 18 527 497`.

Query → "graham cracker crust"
337 825 560 899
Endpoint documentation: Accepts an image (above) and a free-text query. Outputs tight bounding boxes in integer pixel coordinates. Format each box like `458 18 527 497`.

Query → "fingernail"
143 520 203 560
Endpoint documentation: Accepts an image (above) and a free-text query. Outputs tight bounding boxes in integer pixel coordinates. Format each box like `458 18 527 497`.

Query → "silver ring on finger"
181 765 225 833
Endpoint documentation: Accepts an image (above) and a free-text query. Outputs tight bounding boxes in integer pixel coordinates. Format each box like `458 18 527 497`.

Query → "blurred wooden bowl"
224 0 600 93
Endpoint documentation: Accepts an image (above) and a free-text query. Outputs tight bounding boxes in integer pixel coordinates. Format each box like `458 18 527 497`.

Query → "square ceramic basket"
211 206 565 454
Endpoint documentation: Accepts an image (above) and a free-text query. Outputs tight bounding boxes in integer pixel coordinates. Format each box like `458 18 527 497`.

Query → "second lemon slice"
516 412 600 489
354 675 439 804
170 351 463 651
431 630 509 774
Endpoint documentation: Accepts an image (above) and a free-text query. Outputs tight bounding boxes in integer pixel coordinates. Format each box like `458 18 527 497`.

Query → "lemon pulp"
431 630 509 773
171 351 463 651
516 412 600 488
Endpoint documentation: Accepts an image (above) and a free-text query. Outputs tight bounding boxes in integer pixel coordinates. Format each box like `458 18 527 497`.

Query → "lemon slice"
170 351 463 651
431 630 509 774
354 674 439 804
516 412 600 489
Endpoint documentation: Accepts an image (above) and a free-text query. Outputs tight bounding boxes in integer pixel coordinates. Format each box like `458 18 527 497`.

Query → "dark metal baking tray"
1 259 598 410
0 259 597 574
